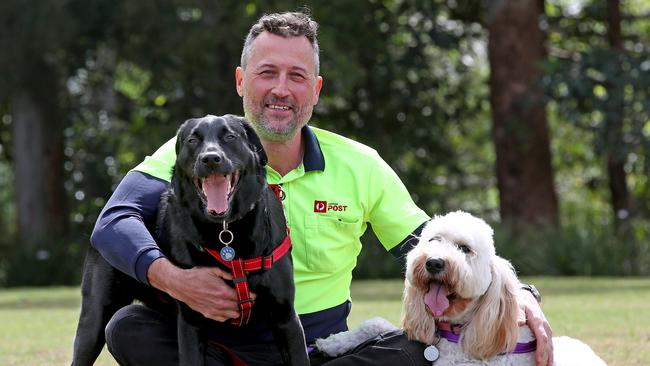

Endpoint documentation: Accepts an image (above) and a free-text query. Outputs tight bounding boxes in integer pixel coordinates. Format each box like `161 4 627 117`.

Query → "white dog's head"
402 211 521 359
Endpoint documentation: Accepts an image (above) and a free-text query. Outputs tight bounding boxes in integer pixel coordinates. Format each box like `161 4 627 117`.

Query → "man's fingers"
517 307 526 326
203 307 240 322
529 314 553 366
209 266 233 280
534 328 550 365
519 288 554 366
543 323 554 366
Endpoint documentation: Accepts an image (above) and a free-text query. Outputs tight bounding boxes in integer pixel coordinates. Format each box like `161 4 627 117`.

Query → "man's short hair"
241 11 320 75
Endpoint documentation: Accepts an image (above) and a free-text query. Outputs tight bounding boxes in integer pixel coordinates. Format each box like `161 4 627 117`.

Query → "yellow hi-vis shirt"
133 125 429 314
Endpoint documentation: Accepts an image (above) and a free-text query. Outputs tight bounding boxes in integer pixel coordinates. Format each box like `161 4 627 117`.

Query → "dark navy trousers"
105 304 429 366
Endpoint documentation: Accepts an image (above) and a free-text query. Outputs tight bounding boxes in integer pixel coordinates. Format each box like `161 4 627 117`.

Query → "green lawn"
1 277 648 365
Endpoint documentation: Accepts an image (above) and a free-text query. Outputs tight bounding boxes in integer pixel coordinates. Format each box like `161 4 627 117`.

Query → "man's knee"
105 304 178 365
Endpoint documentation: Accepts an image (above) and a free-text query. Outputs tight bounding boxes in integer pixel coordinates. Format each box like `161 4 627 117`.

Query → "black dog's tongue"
203 174 230 215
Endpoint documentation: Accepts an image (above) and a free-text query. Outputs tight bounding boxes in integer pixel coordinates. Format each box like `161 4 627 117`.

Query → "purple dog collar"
438 329 537 354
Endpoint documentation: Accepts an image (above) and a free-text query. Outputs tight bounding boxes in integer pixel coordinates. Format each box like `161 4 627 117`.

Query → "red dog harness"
204 184 290 327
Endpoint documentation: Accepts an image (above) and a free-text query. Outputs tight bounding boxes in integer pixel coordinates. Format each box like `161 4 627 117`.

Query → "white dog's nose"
425 258 445 274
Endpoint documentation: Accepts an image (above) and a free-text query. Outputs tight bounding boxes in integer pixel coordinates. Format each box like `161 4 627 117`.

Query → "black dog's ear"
231 115 267 166
175 118 198 155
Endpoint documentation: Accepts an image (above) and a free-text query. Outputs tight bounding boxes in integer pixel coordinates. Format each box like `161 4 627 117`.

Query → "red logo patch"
314 200 348 213
314 200 327 213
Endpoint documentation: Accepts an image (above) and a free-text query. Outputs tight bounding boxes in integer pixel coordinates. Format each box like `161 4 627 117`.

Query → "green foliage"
543 0 650 206
0 0 649 285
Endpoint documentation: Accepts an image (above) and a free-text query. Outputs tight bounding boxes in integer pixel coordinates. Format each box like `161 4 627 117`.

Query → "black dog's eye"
187 137 199 144
224 134 236 142
456 244 472 254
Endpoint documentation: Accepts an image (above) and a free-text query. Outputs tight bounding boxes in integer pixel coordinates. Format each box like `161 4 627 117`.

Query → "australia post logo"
314 200 348 213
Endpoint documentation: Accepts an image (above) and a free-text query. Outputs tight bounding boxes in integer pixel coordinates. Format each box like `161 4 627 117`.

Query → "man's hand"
148 258 248 322
518 289 553 366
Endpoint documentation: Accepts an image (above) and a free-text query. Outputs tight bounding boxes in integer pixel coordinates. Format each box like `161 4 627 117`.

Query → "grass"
1 277 648 365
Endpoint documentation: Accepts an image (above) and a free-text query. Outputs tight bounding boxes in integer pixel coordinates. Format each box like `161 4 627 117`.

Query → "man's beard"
245 98 309 142
249 114 300 142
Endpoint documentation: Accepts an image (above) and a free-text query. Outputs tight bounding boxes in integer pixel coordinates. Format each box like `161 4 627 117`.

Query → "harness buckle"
232 275 247 284
238 298 254 306
262 254 274 270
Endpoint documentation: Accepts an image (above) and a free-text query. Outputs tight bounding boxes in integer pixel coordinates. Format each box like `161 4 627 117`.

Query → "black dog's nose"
200 152 222 165
425 258 445 274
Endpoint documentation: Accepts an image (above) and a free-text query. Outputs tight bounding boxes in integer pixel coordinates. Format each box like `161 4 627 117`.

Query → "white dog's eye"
456 244 472 254
428 235 442 243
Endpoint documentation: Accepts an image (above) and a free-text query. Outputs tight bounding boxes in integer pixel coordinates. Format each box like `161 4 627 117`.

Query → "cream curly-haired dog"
316 211 606 365
402 211 606 365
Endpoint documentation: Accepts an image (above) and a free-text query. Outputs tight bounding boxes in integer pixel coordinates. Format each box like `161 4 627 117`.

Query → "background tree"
542 0 649 274
0 1 72 256
487 0 559 228
0 0 648 284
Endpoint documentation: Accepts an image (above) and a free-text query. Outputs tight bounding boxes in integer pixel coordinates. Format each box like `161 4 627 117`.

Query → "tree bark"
11 59 67 249
605 0 632 227
487 0 558 228
606 0 636 273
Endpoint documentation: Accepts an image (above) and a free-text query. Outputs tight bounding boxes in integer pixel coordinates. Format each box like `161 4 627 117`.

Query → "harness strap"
203 184 291 327
230 259 253 326
207 340 247 366
204 235 292 326
268 183 284 201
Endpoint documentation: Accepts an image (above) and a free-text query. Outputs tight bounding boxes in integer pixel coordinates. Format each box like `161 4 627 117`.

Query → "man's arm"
518 288 553 366
91 171 167 283
91 171 240 321
388 221 428 264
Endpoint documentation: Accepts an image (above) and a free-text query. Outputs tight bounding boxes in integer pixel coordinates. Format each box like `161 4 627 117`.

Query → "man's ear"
312 75 323 105
235 67 245 97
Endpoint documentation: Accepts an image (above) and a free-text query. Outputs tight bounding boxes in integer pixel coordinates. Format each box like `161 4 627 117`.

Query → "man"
93 11 553 366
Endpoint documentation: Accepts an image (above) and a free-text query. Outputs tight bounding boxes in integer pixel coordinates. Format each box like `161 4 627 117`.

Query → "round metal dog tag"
423 345 439 362
220 246 235 261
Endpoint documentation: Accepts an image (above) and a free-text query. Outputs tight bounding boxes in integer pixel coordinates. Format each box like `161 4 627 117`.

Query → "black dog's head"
173 114 268 223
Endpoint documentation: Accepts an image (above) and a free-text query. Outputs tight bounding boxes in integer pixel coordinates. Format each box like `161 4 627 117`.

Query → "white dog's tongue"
424 282 450 316
203 174 230 214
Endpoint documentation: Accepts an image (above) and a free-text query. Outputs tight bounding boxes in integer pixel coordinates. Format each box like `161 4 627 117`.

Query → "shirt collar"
302 125 325 172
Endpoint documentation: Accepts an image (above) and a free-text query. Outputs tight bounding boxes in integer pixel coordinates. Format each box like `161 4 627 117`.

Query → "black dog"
72 114 309 365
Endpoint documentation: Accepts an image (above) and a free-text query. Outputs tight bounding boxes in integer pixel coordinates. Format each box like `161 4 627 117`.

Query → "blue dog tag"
220 246 235 261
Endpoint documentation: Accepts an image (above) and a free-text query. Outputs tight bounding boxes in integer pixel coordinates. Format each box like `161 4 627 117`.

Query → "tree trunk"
606 0 636 273
487 0 558 228
11 59 67 249
605 0 632 225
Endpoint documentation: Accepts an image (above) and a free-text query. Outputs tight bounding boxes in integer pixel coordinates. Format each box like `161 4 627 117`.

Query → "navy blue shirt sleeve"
90 171 169 285
388 221 428 266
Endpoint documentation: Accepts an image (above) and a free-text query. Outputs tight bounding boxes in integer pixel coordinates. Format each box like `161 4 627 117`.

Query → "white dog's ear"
402 279 437 344
460 256 520 359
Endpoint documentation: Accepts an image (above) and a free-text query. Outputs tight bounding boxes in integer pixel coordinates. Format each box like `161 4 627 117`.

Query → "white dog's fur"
316 211 607 365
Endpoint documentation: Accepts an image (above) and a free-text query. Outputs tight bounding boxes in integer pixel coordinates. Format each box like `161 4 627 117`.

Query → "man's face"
236 32 323 142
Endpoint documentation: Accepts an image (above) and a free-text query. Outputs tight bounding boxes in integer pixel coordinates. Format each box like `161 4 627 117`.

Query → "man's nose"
270 73 290 98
